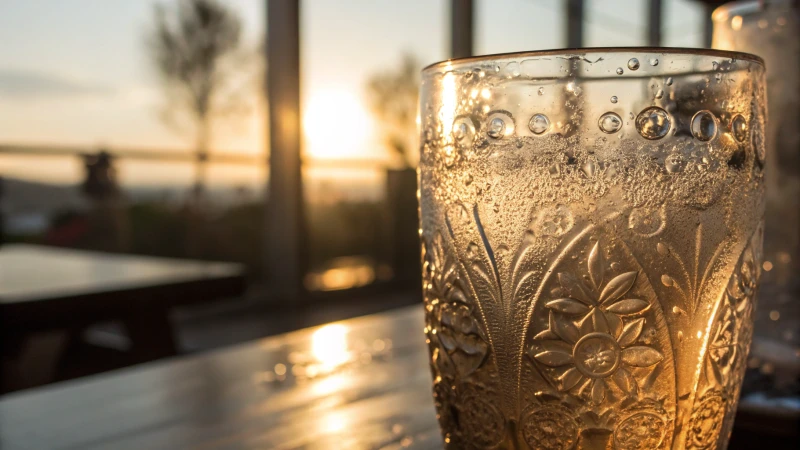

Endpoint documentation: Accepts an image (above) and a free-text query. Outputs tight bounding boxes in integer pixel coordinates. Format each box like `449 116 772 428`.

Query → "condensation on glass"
418 49 766 449
713 1 800 378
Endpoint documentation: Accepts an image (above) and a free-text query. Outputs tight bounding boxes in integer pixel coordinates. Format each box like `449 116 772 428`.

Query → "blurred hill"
1 178 87 215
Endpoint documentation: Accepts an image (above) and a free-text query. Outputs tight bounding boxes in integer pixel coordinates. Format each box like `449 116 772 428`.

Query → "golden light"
440 69 457 138
304 258 376 291
731 15 743 31
303 89 373 159
312 323 350 371
320 411 348 434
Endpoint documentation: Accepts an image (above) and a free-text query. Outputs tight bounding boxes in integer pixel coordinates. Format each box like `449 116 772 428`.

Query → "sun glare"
303 90 374 160
312 323 350 371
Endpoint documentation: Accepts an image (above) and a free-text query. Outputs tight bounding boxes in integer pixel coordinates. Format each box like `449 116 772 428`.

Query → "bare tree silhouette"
366 54 421 168
146 0 244 197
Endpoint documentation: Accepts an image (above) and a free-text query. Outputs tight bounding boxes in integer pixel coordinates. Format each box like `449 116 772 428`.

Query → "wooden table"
0 306 794 449
0 244 246 387
0 306 442 450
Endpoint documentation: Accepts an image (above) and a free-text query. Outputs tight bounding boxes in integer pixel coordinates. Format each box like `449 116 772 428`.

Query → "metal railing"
0 142 391 170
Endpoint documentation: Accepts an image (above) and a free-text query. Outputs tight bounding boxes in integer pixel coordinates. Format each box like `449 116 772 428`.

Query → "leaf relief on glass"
684 224 762 450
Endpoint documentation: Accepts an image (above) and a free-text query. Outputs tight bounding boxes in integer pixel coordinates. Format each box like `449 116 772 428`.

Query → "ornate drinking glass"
418 49 766 449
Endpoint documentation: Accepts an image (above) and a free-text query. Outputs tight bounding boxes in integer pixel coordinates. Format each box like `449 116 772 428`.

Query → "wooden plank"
0 306 441 450
0 245 243 304
0 245 245 331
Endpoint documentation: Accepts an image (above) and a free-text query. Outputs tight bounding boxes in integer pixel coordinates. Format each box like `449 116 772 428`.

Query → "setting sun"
303 90 374 160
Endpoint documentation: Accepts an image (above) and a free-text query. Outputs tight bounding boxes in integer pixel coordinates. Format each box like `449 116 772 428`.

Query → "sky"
0 0 705 187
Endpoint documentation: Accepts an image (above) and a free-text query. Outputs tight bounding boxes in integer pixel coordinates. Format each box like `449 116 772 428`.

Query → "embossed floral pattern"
687 391 725 449
521 405 580 450
707 304 737 379
438 302 489 376
536 241 651 341
686 226 762 449
532 240 662 403
423 232 500 448
726 246 758 317
532 310 662 403
458 383 505 449
423 233 489 378
423 234 469 308
613 400 669 450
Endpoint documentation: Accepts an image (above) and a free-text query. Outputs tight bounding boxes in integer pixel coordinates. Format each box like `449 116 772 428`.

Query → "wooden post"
703 2 715 48
450 0 474 59
648 0 663 46
566 0 585 48
266 0 307 297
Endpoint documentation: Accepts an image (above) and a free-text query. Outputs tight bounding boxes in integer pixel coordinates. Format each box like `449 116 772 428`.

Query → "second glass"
418 49 766 449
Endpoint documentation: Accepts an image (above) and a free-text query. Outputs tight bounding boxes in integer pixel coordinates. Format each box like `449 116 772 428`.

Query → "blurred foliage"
307 200 388 268
9 199 387 283
366 53 421 168
147 0 248 192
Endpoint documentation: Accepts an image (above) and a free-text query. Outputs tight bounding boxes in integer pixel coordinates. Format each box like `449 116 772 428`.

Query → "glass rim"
422 47 764 73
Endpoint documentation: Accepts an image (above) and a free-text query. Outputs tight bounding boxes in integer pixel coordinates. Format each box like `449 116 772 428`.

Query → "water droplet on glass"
752 117 765 164
537 86 544 96
665 153 684 173
661 274 674 287
528 113 550 135
452 117 476 146
598 112 622 134
678 331 684 342
610 95 618 104
628 112 634 120
487 117 506 139
616 67 624 75
712 61 719 70
466 242 479 260
636 107 670 140
452 121 468 141
493 203 500 213
655 89 664 99
691 110 717 141
627 58 640 70
581 160 597 177
548 163 562 178
657 242 668 255
649 58 659 66
464 174 473 185
728 147 746 169
731 114 747 142
666 77 673 86
443 145 458 167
